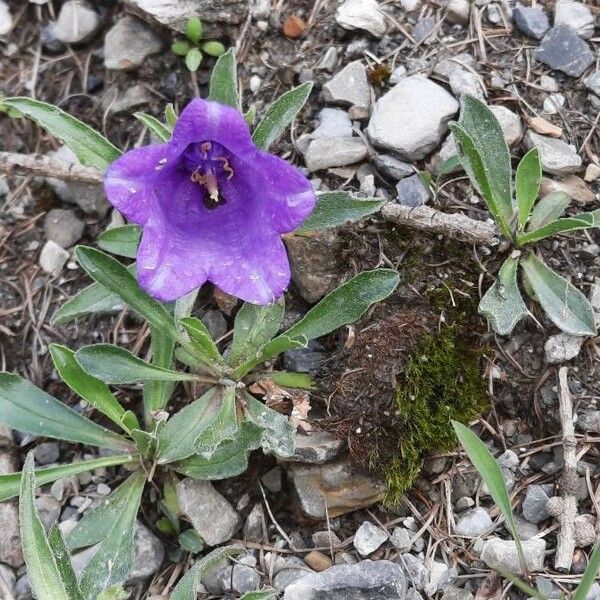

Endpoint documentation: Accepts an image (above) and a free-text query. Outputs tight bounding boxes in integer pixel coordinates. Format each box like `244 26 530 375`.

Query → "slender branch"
0 151 103 184
382 202 500 246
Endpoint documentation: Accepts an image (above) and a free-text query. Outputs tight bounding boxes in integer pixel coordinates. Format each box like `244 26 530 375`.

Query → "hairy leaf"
180 316 223 364
516 148 542 230
526 191 570 231
133 113 171 142
97 225 141 258
518 208 600 245
244 393 295 458
194 387 239 459
208 48 238 108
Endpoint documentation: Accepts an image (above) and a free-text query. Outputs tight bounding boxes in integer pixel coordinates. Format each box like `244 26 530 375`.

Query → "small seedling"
171 16 226 72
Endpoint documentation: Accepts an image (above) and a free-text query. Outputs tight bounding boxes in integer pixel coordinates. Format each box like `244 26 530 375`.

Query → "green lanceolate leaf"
252 82 313 151
171 40 190 56
97 225 142 258
172 422 263 480
19 454 73 600
228 299 284 367
521 252 596 336
0 373 130 450
185 48 203 72
0 455 135 503
75 344 196 385
75 246 179 340
143 327 177 418
457 95 514 226
244 393 295 458
269 371 314 390
50 344 133 433
96 587 130 600
180 317 223 364
526 191 570 231
518 208 600 245
178 529 204 553
449 122 512 240
573 540 600 600
436 155 462 179
298 192 385 233
47 526 84 600
516 148 542 230
79 471 145 600
134 113 171 142
202 41 226 57
240 591 277 600
479 255 528 336
194 387 239 458
51 264 135 325
208 48 238 109
165 104 178 129
185 16 203 44
171 546 243 600
452 421 526 573
1 97 121 171
157 387 222 464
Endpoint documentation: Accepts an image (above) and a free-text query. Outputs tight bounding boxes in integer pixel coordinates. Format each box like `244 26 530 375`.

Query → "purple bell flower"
104 98 316 305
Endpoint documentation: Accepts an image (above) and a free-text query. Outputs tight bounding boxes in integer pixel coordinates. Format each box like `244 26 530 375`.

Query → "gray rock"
44 209 84 249
312 108 353 139
390 527 412 552
374 154 413 180
274 556 315 590
0 564 15 596
454 507 492 537
0 0 11 35
35 496 61 531
433 53 476 78
243 503 264 541
318 47 339 72
412 16 436 43
353 521 389 556
513 4 549 39
106 84 150 114
130 523 165 580
397 554 428 590
284 560 408 599
177 479 239 546
304 136 368 172
543 93 565 115
535 26 594 78
449 69 484 100
41 22 65 52
426 561 455 596
554 0 594 39
481 538 546 574
455 497 474 512
0 176 8 197
497 449 519 470
250 0 270 19
39 241 69 276
587 582 600 600
45 145 108 215
366 75 459 160
574 514 597 548
514 516 540 540
396 174 430 207
335 0 387 37
15 574 31 600
544 332 585 363
201 309 227 340
577 410 600 434
522 484 553 524
284 342 327 372
313 530 342 548
447 0 470 25
261 466 282 493
204 561 261 595
584 71 600 97
540 75 559 92
323 61 371 110
53 1 100 44
389 65 407 84
104 16 162 71
442 587 475 600
283 431 343 464
524 131 582 175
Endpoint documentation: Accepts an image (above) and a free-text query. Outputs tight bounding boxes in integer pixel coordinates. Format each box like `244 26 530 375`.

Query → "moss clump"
378 324 488 506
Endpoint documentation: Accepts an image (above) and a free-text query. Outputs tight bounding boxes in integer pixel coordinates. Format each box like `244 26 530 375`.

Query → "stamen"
217 156 234 180
200 142 212 157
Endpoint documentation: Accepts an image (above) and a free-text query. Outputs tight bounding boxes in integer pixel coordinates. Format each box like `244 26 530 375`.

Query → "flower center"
183 141 234 210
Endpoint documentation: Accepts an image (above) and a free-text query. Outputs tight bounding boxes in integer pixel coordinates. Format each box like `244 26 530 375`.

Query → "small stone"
373 154 413 180
323 61 371 110
396 174 430 207
574 514 597 548
481 538 546 574
353 521 388 556
104 16 162 71
243 503 264 541
367 75 458 160
129 523 165 581
312 530 342 548
398 554 428 589
449 70 484 100
584 72 600 97
44 209 84 249
0 564 15 597
535 26 594 78
522 484 553 523
35 496 61 531
554 0 594 39
389 65 407 84
284 560 408 600
283 14 306 38
401 0 420 10
284 341 327 372
312 108 353 139
0 0 12 35
544 332 585 364
425 561 455 596
39 240 69 276
53 1 100 44
454 496 474 512
527 116 563 138
304 550 333 572
261 466 282 493
390 527 412 552
433 53 476 78
201 310 227 340
442 587 475 600
318 47 339 72
107 84 150 114
514 515 540 540
543 93 565 115
512 4 549 40
486 3 502 25
304 136 368 171
335 0 387 37
412 16 436 43
455 507 493 537
584 164 600 183
490 105 523 146
274 557 315 590
284 431 344 464
524 131 582 175
176 479 239 546
447 0 470 25
540 75 559 92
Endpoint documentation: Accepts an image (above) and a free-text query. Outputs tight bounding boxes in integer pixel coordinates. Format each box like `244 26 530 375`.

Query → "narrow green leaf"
521 253 597 336
75 246 179 340
96 587 130 600
143 327 177 418
97 225 141 258
202 41 226 57
452 421 526 573
240 591 277 600
252 82 313 151
1 97 121 171
171 546 243 600
298 192 385 233
185 48 203 72
526 191 570 231
573 540 600 600
185 17 203 44
178 529 204 553
245 105 257 126
436 155 462 179
49 344 130 432
51 264 135 325
244 393 295 458
0 373 130 450
79 471 145 600
270 371 314 390
208 48 238 109
228 300 284 367
75 344 196 384
0 455 135 503
516 148 542 230
171 40 191 56
129 429 155 458
133 113 171 142
19 453 71 600
157 387 222 464
517 209 600 245
180 316 223 364
47 527 84 600
165 104 178 129
494 567 546 600
194 387 238 458
479 255 528 336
